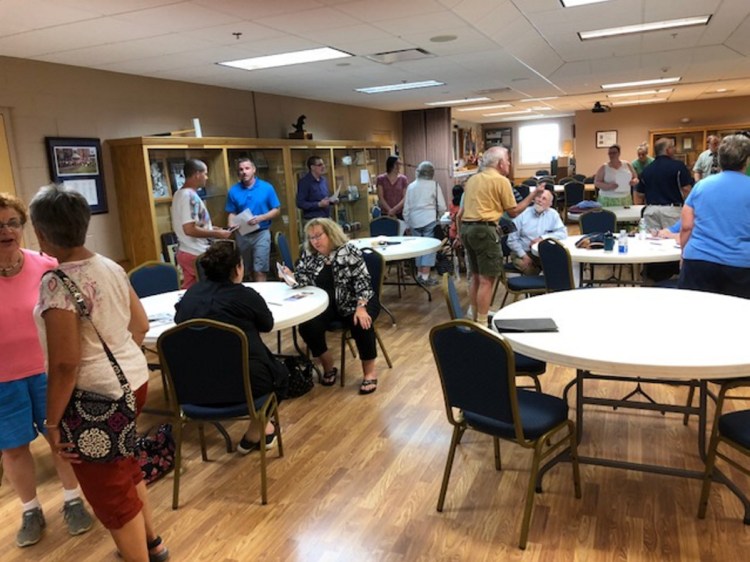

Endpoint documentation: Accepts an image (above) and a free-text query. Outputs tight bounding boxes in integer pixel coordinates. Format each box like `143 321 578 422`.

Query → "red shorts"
176 250 198 289
72 384 148 530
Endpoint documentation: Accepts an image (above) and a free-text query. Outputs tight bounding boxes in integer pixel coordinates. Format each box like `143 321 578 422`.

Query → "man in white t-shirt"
171 159 233 288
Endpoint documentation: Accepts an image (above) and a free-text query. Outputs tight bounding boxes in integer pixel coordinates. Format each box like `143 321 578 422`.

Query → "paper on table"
230 209 259 235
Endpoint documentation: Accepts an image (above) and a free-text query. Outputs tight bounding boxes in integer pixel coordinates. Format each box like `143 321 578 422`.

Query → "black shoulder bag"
52 270 137 463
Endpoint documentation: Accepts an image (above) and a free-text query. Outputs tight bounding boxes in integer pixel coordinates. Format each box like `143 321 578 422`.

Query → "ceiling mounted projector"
592 101 611 113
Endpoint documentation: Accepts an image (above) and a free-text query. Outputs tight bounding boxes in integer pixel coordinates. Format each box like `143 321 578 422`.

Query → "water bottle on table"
618 229 628 254
638 218 647 240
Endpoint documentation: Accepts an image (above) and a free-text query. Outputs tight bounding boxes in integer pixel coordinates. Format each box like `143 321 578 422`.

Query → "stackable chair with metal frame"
491 264 547 309
698 379 750 524
327 247 392 387
562 181 586 223
578 209 618 285
521 178 538 187
369 216 407 298
441 273 546 392
274 231 295 270
573 173 587 182
129 261 180 298
538 239 576 293
430 319 581 549
157 319 283 508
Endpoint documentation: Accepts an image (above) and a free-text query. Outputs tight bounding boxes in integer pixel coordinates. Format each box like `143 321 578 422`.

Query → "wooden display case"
108 136 394 269
649 123 750 171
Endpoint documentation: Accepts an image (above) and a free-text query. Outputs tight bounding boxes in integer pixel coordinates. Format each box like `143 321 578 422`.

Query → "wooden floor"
2 275 750 561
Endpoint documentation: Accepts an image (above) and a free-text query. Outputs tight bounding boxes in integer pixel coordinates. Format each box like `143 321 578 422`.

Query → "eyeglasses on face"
0 219 23 230
308 231 326 242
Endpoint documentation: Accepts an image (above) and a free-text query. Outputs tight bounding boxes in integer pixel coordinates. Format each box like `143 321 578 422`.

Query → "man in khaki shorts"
459 146 542 326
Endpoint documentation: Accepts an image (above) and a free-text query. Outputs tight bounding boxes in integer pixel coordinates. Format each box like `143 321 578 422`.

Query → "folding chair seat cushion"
182 393 272 420
463 390 569 440
507 275 547 292
719 410 750 447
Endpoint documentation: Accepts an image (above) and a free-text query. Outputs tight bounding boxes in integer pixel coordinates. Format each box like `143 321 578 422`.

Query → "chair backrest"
160 232 179 265
535 169 550 176
572 174 586 182
430 320 520 431
157 319 257 411
563 182 586 208
538 239 575 292
361 247 385 303
128 261 180 298
275 231 294 270
369 216 400 237
538 175 556 186
583 175 595 184
521 178 538 187
515 184 530 199
441 273 463 319
579 209 616 234
558 177 575 185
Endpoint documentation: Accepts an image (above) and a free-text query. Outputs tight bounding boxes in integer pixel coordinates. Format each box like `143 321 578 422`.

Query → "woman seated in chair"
174 241 288 454
280 218 379 395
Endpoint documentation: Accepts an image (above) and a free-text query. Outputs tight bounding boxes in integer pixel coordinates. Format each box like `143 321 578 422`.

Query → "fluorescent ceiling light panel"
355 80 444 94
456 103 513 112
612 98 669 106
579 15 711 40
601 77 681 90
519 97 559 103
425 97 490 106
482 109 533 117
218 47 351 71
561 0 610 7
607 88 673 98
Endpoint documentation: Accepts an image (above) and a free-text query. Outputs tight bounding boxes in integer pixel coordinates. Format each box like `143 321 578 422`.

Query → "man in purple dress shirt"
296 155 337 221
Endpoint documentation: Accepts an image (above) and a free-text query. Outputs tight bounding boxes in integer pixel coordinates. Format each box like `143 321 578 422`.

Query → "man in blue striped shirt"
507 189 567 275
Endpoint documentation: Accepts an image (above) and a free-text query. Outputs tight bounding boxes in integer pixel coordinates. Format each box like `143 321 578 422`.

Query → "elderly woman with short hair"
30 184 168 562
402 161 447 286
679 134 750 298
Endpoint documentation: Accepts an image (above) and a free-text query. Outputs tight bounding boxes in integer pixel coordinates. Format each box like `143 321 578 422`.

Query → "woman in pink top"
375 155 408 219
0 193 93 548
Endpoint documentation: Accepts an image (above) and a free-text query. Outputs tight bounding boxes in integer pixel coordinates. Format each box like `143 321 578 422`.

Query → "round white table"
549 234 681 266
493 287 750 515
350 236 442 261
142 282 329 344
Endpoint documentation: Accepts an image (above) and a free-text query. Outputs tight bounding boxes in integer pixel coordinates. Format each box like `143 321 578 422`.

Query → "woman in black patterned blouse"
281 218 379 394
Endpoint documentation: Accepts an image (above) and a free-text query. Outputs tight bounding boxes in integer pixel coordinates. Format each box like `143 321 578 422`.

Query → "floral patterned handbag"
52 270 137 463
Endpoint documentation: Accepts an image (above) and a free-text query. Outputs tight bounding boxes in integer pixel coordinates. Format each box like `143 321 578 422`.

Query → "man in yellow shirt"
459 146 542 326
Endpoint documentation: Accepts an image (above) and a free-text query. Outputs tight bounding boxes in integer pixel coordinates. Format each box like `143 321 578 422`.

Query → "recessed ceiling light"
611 98 669 106
456 103 513 112
425 97 490 106
601 77 681 90
218 47 351 71
355 80 444 94
561 0 610 6
715 88 728 93
430 35 457 43
579 15 711 40
519 97 559 103
607 88 673 98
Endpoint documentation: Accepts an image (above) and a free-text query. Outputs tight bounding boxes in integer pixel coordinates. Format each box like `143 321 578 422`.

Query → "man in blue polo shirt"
225 157 280 281
633 137 694 231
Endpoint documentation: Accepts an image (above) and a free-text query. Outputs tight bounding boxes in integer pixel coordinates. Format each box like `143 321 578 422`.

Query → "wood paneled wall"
401 108 452 198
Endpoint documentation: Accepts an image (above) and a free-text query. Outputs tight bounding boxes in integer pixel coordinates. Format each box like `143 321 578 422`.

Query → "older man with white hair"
507 189 567 275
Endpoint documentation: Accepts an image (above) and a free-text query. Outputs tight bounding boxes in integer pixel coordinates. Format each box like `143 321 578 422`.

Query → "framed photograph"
168 158 186 192
682 137 693 150
45 137 107 214
149 159 171 200
596 130 618 148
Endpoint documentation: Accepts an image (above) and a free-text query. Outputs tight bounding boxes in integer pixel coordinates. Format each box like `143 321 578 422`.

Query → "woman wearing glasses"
0 193 93 549
280 218 380 394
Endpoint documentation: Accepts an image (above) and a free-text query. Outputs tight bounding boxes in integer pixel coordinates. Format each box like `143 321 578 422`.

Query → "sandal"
359 379 378 395
319 367 337 386
148 536 170 562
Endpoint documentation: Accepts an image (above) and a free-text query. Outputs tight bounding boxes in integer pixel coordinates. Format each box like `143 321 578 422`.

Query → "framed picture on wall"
682 137 693 150
595 130 618 148
45 137 108 214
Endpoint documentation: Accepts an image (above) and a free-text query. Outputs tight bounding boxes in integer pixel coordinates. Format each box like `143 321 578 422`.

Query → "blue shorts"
0 373 47 450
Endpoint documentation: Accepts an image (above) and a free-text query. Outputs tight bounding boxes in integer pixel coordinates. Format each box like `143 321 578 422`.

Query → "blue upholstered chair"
275 231 295 270
369 216 400 237
157 319 283 508
128 261 179 298
698 379 750 523
430 320 581 549
441 273 546 392
538 239 576 293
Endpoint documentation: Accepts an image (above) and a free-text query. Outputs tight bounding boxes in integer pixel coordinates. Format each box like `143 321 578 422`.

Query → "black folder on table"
493 318 558 333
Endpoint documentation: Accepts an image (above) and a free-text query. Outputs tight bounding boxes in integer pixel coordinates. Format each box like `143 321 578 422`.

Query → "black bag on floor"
278 355 314 398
